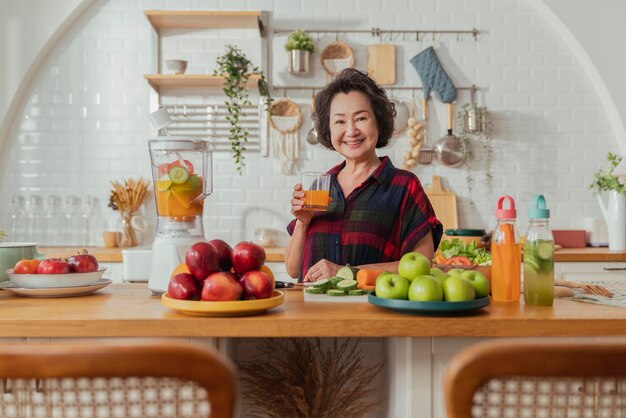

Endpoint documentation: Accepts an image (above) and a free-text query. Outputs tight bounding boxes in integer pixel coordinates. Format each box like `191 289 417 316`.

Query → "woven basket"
269 99 302 134
320 41 355 76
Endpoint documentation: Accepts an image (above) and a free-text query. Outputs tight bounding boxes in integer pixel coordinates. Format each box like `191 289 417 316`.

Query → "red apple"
208 239 233 271
68 254 99 273
231 241 266 275
168 273 201 300
240 270 273 300
185 242 220 282
37 258 70 274
201 271 243 301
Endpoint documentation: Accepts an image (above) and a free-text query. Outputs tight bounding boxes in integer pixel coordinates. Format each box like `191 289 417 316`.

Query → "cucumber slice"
524 255 540 275
327 289 346 296
537 241 554 260
540 258 554 274
348 289 366 296
168 166 190 184
329 276 343 288
305 287 324 294
336 279 357 291
336 266 358 281
313 278 330 289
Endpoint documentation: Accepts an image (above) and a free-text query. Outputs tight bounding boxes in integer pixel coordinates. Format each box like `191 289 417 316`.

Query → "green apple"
408 275 443 302
375 274 410 300
375 271 394 284
442 275 476 302
398 252 431 282
461 270 490 298
447 268 465 278
430 268 450 285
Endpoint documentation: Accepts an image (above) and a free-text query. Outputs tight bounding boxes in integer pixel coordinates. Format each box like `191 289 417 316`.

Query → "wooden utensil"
423 175 458 230
367 44 395 85
418 97 434 164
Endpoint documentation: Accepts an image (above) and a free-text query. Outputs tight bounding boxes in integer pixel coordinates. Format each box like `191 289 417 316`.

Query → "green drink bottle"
523 195 554 306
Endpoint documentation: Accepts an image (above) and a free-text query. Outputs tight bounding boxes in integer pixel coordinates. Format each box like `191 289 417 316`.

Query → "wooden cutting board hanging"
423 175 458 230
367 44 395 85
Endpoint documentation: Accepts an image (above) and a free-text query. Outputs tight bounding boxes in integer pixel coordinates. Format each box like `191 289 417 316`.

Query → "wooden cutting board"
423 175 458 230
367 44 395 85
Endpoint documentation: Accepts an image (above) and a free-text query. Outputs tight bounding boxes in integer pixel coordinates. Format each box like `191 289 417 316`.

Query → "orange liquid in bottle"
491 242 522 302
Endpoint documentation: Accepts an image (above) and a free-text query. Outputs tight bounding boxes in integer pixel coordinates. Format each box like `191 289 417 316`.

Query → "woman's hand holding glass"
291 183 315 226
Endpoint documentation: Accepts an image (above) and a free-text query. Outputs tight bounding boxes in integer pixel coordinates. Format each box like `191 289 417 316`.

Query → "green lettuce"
439 238 492 266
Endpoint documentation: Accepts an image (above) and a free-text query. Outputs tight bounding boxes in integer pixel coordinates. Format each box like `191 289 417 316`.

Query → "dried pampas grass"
239 338 385 418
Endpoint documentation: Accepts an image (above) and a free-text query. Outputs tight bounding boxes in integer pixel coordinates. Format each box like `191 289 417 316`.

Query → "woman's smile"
329 91 379 161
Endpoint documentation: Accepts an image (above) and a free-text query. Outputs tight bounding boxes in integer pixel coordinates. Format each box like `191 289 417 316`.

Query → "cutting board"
423 175 458 230
303 291 368 303
367 44 395 85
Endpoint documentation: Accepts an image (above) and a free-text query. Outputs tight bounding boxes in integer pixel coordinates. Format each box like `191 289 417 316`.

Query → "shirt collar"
327 156 395 186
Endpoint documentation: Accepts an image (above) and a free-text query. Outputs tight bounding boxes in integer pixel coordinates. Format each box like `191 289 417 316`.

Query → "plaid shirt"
287 156 442 279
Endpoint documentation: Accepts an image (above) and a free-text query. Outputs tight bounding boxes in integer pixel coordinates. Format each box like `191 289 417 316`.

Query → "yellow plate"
161 290 284 317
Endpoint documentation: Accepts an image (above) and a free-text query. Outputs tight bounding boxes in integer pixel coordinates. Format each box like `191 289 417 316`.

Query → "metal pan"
435 103 464 167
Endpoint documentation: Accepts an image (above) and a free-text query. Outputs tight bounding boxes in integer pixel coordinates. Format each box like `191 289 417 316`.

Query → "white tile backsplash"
0 0 618 245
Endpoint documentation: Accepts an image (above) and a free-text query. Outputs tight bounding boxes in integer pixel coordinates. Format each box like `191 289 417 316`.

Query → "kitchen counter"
1 283 625 338
38 246 286 263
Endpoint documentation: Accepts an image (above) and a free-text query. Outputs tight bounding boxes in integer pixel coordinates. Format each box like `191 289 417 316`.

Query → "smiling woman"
284 69 443 282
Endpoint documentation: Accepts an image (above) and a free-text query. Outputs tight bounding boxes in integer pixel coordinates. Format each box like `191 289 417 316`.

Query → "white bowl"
6 269 107 289
165 59 188 75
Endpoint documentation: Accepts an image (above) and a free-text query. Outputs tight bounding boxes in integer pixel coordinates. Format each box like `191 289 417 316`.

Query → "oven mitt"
409 46 457 103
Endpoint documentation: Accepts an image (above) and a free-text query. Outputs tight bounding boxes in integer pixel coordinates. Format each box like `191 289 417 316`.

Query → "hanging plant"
457 103 494 207
214 44 268 174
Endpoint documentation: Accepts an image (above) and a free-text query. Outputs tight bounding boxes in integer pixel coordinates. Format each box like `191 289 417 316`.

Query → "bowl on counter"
6 269 106 289
443 229 487 248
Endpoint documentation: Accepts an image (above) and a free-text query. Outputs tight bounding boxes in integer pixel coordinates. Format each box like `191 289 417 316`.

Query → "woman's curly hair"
314 68 396 149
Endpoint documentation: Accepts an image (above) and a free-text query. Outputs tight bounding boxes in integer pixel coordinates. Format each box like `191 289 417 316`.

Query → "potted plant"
589 152 626 250
285 30 315 74
214 44 269 174
457 103 494 207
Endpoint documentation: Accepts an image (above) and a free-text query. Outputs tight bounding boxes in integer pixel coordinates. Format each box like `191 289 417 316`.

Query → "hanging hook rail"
273 84 481 94
274 28 479 41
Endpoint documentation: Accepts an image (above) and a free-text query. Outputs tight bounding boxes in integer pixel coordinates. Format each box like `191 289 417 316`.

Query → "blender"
147 139 212 294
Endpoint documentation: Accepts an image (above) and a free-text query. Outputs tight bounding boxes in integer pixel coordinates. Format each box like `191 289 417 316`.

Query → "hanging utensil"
305 92 319 145
417 97 434 164
391 98 410 138
435 103 464 167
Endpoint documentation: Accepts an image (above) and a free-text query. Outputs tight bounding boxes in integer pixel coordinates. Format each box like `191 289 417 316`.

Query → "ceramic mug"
0 242 40 282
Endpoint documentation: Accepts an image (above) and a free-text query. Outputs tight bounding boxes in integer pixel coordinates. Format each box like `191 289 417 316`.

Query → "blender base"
148 235 207 294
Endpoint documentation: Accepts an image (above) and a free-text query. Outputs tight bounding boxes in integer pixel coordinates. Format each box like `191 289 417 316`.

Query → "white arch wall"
0 0 623 243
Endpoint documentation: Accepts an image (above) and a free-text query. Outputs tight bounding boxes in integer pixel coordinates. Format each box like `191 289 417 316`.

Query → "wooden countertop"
1 283 625 338
38 246 286 263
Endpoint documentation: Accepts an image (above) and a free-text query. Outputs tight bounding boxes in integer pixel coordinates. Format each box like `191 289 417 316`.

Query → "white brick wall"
0 0 618 245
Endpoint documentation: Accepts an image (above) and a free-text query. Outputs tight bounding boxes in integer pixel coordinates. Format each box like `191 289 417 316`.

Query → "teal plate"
368 293 490 315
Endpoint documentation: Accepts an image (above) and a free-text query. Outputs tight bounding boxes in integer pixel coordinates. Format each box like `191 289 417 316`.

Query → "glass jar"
254 228 279 247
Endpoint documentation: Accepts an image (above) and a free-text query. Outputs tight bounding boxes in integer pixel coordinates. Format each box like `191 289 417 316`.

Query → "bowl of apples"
161 240 284 317
7 250 105 289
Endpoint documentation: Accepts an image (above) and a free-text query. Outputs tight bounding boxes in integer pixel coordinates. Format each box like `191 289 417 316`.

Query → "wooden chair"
0 339 236 418
444 338 626 418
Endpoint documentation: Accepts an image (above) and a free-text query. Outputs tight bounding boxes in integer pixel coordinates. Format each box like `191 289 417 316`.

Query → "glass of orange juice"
301 172 330 211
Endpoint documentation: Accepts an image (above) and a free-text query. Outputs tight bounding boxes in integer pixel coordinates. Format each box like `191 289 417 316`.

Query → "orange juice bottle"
491 195 522 302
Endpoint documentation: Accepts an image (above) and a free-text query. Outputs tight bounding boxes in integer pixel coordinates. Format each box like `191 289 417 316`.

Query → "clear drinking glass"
26 195 44 244
8 194 27 242
81 196 104 246
64 195 82 246
301 172 331 211
43 195 64 246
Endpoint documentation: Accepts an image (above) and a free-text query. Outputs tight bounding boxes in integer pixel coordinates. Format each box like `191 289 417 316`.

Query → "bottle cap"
528 194 550 219
496 195 517 219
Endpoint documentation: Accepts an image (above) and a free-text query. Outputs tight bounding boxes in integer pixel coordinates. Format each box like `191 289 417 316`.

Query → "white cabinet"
555 261 626 283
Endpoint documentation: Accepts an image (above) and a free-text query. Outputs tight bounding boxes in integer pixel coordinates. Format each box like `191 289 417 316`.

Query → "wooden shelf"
144 74 261 92
144 10 262 31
